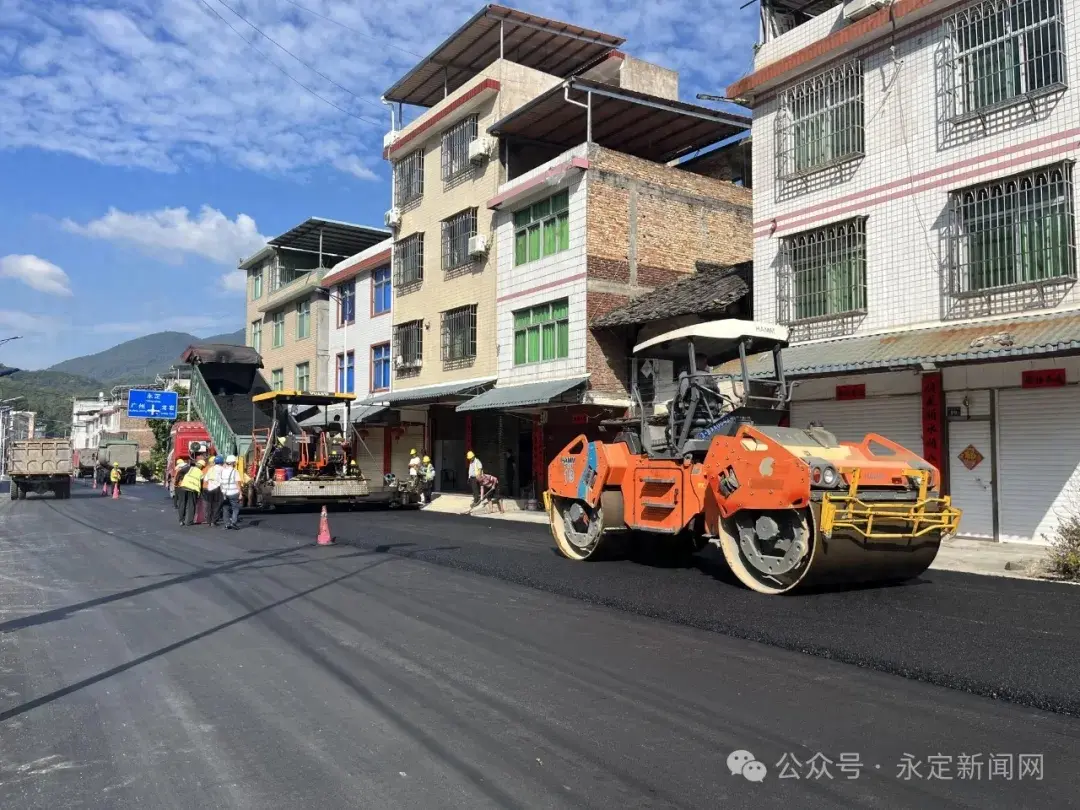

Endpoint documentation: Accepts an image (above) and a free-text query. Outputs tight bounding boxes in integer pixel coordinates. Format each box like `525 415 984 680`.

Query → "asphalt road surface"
0 483 1077 809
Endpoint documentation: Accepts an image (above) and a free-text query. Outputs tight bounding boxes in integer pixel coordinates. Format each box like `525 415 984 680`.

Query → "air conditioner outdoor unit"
843 0 889 22
468 136 495 163
384 207 402 229
468 234 489 257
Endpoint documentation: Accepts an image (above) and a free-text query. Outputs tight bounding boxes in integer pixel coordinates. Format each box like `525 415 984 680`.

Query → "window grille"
393 233 424 287
778 218 867 323
441 115 478 182
394 320 423 368
948 162 1076 296
394 150 424 206
441 305 477 363
944 0 1067 121
775 61 864 181
442 208 478 271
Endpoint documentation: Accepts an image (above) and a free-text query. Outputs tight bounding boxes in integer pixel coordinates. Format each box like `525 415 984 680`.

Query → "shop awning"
456 376 589 412
735 311 1080 378
356 378 495 408
296 403 388 428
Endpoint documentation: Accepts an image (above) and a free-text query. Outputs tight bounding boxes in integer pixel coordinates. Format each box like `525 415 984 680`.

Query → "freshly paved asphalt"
0 482 1076 808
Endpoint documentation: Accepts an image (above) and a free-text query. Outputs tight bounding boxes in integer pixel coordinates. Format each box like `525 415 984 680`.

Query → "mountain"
0 367 105 438
48 329 245 385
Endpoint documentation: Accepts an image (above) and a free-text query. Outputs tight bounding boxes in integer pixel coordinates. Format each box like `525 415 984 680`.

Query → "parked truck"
6 439 73 500
96 438 140 484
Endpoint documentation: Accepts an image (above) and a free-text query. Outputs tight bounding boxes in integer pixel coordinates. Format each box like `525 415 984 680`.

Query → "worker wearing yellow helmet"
408 447 421 481
467 450 482 506
108 461 123 497
419 455 435 505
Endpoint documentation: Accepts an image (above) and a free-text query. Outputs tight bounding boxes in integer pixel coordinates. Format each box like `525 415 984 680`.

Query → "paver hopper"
544 320 962 594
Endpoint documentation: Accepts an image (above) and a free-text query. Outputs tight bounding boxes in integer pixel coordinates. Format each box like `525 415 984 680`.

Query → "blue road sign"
127 389 179 420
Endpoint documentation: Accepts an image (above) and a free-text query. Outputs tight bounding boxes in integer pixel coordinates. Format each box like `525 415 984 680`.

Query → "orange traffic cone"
316 506 334 546
112 483 119 499
101 481 108 496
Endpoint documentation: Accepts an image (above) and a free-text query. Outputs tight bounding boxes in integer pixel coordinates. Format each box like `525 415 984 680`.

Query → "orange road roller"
544 320 962 594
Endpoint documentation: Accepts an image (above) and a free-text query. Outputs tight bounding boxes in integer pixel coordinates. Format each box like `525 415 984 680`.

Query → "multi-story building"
368 5 754 496
315 238 404 480
241 218 389 394
71 393 108 452
727 0 1078 543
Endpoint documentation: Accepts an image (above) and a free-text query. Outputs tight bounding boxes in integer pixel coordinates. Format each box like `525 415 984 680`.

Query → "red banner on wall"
921 373 944 472
836 383 866 401
1021 368 1066 388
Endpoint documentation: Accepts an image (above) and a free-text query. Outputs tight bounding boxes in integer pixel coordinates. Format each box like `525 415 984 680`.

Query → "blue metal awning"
456 376 589 412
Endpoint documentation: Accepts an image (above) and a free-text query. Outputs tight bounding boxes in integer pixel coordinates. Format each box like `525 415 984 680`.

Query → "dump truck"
545 320 962 594
250 390 419 509
7 439 73 500
97 438 140 484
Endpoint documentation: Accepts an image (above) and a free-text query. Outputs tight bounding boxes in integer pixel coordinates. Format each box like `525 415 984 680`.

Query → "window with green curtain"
512 298 570 365
513 190 572 266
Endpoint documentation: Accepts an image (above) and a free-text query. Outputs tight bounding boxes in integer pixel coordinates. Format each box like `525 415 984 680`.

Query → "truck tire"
8 483 15 501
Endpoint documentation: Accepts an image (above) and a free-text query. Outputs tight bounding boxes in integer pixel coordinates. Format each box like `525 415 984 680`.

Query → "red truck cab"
165 422 214 492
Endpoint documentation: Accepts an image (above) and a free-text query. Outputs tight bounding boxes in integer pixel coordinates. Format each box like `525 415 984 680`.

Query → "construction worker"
177 459 205 526
203 456 224 527
171 458 186 511
218 455 247 530
408 448 421 480
420 455 435 504
467 450 483 505
109 462 122 497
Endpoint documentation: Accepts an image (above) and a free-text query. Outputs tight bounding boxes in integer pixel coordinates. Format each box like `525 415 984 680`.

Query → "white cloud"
0 309 63 335
0 1 756 180
220 269 248 294
62 205 268 266
91 314 227 335
0 254 73 296
333 155 379 182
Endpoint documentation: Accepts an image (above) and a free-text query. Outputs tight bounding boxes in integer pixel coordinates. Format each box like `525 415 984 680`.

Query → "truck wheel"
8 483 15 501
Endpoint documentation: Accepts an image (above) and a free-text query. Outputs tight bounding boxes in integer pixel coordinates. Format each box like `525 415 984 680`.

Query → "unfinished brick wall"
585 145 753 282
585 291 632 398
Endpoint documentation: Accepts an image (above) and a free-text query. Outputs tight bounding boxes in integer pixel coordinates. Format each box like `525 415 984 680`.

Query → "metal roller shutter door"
997 387 1080 544
353 427 385 485
790 396 923 455
390 425 425 480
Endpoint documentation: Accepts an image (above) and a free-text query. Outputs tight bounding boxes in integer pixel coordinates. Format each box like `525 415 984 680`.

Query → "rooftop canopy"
634 320 789 365
269 218 390 259
489 77 751 164
383 5 624 108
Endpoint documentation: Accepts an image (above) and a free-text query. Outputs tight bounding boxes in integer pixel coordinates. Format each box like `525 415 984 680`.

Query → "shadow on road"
0 554 396 724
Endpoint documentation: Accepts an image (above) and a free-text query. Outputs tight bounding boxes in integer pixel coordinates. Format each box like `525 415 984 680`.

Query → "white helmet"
225 455 237 464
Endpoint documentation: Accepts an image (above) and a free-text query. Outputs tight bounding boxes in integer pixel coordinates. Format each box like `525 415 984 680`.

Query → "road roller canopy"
633 320 789 365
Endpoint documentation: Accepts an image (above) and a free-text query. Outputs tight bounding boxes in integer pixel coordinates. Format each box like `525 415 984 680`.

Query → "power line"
193 0 381 127
209 0 386 115
277 0 427 62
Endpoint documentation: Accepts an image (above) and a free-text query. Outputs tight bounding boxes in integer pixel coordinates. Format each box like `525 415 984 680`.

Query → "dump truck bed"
7 440 73 477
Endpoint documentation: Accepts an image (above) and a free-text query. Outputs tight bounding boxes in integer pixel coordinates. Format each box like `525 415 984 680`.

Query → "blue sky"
0 0 757 371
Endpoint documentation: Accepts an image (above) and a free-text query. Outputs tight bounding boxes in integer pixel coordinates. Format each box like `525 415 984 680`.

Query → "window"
372 344 391 391
336 351 355 393
394 150 424 206
513 299 570 365
271 311 285 348
945 0 1066 121
271 369 284 391
372 267 392 315
338 280 356 325
296 300 311 339
251 270 263 300
442 208 478 271
250 320 262 353
441 115 477 181
295 362 310 392
441 305 477 363
949 162 1076 296
778 218 867 323
394 233 424 287
514 190 570 266
394 320 423 370
776 61 864 181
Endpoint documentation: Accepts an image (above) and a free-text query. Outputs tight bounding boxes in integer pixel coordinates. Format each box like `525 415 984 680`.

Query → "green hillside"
0 367 105 438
